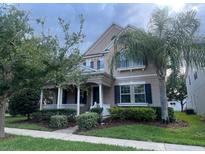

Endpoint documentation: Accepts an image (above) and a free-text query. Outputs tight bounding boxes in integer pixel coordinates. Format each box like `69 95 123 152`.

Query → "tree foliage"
8 88 40 119
0 5 85 138
166 73 187 111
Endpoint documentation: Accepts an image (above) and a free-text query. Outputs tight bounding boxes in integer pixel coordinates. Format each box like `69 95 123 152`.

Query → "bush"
185 109 195 115
49 115 68 128
152 107 176 122
8 88 40 119
77 112 99 130
90 107 103 115
32 109 76 122
109 107 156 121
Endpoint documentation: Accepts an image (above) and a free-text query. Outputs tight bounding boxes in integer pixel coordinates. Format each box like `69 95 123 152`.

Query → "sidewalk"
5 127 205 151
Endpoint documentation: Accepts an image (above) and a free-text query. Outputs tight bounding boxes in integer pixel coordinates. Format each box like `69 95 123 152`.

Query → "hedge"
77 112 99 130
109 106 175 122
152 107 175 122
109 107 156 121
32 109 76 122
49 115 68 128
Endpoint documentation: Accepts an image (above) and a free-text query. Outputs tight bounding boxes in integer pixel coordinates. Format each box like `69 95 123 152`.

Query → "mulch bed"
97 118 189 129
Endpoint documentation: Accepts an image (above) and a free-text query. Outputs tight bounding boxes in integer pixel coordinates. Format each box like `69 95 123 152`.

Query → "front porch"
40 72 114 116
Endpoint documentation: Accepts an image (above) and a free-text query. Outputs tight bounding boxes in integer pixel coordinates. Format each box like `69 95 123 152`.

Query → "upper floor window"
83 59 94 69
97 57 104 70
117 52 144 69
194 72 198 80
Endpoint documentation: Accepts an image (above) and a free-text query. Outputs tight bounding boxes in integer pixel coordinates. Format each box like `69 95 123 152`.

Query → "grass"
78 112 205 147
5 115 52 131
0 135 137 151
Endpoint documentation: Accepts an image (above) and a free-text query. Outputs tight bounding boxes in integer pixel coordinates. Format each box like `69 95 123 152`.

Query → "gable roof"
83 23 123 56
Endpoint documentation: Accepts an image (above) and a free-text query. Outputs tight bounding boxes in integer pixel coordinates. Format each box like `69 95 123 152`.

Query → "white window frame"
134 84 146 103
98 57 104 70
118 84 147 106
120 85 131 103
86 59 91 68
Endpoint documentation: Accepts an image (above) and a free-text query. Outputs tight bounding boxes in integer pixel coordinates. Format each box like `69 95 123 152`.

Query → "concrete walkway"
5 127 205 151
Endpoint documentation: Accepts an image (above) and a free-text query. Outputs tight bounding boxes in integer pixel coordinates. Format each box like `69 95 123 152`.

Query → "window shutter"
97 60 100 69
145 84 152 104
114 86 120 104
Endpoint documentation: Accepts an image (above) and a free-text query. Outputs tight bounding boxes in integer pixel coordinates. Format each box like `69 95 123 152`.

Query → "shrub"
90 107 103 123
109 107 156 121
32 109 76 122
185 109 195 115
90 107 103 115
8 88 40 119
49 115 68 128
152 107 176 122
77 112 99 130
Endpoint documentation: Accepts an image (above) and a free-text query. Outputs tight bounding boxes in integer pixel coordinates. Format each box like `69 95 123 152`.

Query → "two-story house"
39 23 161 116
186 68 205 115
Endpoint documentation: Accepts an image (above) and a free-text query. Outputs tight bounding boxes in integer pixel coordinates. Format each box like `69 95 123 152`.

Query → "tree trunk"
180 100 184 112
0 102 6 138
159 77 169 123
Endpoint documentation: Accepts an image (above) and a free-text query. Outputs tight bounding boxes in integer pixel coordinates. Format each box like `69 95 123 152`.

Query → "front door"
93 86 99 105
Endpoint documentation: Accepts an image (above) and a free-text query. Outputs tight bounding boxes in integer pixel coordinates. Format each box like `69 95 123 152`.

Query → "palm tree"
112 8 205 123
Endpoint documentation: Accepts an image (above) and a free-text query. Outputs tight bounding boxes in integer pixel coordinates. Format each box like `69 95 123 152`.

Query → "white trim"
83 51 109 59
77 86 80 116
117 81 146 85
117 66 145 72
115 74 157 79
99 84 103 108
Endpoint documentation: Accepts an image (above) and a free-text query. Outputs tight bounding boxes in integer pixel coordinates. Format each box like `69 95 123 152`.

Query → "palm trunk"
0 102 6 138
159 77 169 123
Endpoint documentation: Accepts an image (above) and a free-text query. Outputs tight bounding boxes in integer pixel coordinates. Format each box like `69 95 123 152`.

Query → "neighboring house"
186 68 205 116
168 100 187 111
40 23 161 116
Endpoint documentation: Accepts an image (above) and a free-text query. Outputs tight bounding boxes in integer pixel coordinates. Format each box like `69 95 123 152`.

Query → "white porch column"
40 89 43 110
77 86 80 116
57 87 62 109
90 87 93 108
99 84 103 108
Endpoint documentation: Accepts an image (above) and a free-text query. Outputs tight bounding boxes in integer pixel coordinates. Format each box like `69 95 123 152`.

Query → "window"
119 53 129 68
83 59 93 68
120 85 131 103
134 85 146 103
119 84 146 104
97 57 104 70
90 61 94 69
118 51 144 69
194 72 198 80
86 59 91 68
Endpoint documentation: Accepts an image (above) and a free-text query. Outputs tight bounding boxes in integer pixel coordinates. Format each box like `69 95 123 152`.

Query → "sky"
16 3 205 53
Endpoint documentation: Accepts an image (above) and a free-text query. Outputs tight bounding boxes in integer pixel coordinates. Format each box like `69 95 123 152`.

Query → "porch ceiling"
86 72 114 87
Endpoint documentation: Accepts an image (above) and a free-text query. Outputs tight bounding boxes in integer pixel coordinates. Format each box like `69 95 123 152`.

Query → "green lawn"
0 135 137 151
78 112 205 146
5 115 52 131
